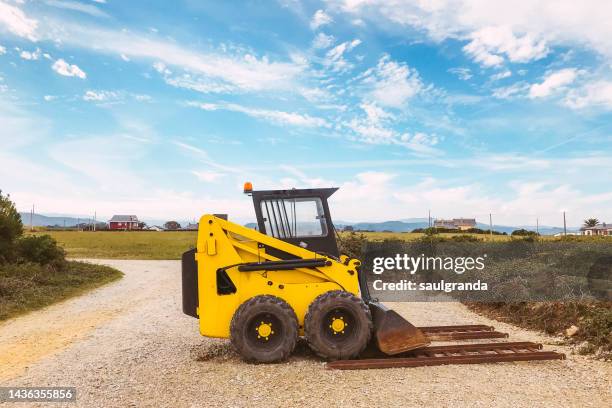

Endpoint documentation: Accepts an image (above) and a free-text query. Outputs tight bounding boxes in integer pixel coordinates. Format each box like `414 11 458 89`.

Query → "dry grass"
0 261 123 321
467 301 612 359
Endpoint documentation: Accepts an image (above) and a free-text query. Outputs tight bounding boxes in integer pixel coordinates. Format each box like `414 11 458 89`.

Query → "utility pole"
428 209 431 228
563 211 567 236
30 204 34 231
536 217 539 235
94 211 97 232
489 213 493 240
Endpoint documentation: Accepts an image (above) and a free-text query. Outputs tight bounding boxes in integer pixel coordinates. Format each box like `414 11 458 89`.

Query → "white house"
581 223 612 236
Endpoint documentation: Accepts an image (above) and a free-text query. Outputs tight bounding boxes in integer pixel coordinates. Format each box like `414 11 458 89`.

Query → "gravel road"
1 260 610 408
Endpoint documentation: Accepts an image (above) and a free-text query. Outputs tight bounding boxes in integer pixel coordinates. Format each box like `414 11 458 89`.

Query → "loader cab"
246 185 340 258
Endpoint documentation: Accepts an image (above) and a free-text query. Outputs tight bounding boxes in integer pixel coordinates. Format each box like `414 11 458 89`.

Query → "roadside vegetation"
339 231 612 359
0 191 122 321
467 302 612 359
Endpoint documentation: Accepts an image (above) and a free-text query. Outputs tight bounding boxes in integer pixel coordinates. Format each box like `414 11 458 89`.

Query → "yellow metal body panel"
195 214 361 339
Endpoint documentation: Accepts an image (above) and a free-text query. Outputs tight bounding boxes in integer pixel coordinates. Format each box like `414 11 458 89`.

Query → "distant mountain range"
18 213 194 228
335 220 577 235
21 212 579 235
247 218 577 235
19 212 91 227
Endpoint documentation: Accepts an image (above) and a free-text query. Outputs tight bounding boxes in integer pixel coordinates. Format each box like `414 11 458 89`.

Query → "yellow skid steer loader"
181 183 429 362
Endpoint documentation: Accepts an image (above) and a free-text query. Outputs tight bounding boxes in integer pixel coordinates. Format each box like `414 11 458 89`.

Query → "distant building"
109 215 140 230
147 225 165 231
182 223 199 231
553 232 581 237
581 222 612 236
434 218 477 231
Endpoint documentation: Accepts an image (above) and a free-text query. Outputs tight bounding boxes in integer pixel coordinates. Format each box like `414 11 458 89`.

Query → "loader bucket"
369 302 430 355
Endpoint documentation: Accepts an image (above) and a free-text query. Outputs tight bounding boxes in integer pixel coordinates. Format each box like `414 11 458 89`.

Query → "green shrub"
511 228 539 237
17 235 66 267
0 190 23 262
338 231 367 260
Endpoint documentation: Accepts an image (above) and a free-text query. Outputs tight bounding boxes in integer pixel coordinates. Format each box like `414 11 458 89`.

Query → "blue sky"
0 0 611 226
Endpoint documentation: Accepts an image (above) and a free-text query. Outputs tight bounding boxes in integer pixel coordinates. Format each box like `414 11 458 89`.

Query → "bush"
16 235 66 267
0 190 23 262
511 228 539 237
338 231 367 260
411 227 507 235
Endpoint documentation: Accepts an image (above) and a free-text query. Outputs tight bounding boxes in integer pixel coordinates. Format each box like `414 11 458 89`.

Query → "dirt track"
1 260 610 407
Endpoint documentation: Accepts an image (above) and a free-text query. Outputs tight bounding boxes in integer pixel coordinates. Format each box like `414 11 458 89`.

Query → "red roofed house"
109 215 141 230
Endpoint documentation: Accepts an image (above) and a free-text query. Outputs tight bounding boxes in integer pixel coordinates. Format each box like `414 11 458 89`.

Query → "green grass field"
33 230 504 259
29 230 608 259
30 231 197 259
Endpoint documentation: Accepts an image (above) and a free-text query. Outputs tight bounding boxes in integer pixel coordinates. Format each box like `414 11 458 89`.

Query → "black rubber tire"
230 295 298 363
304 290 372 360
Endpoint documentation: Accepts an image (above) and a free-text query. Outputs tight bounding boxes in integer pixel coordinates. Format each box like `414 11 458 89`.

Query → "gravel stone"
0 260 610 408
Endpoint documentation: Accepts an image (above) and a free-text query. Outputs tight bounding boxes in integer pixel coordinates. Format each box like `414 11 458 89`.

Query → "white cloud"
83 90 118 101
120 53 130 61
492 82 529 99
188 101 330 128
299 86 331 102
152 61 171 75
399 132 440 155
310 9 333 30
361 55 423 107
43 95 56 101
324 39 361 72
46 24 306 94
312 32 335 49
563 80 612 110
528 68 578 99
2 4 308 95
344 102 440 155
463 26 548 67
0 0 38 40
45 0 109 18
161 72 237 94
19 48 41 60
51 58 86 78
333 171 398 216
448 67 472 80
334 1 612 65
360 101 393 124
346 117 396 143
133 94 152 102
0 45 6 55
192 170 224 182
278 165 335 188
490 70 512 81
